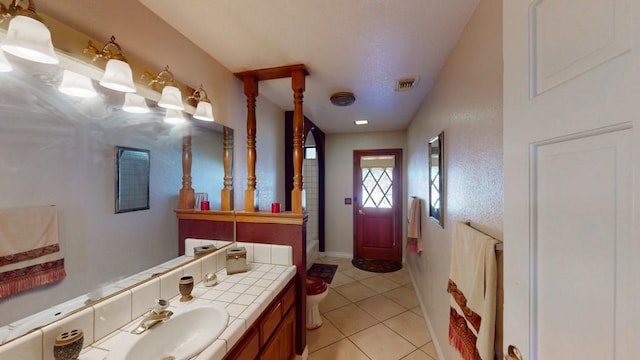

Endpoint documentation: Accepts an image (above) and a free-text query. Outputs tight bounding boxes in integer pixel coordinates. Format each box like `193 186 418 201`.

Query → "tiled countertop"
82 262 296 360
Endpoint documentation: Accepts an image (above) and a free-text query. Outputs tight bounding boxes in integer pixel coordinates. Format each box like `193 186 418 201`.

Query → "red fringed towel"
447 222 499 360
0 206 65 298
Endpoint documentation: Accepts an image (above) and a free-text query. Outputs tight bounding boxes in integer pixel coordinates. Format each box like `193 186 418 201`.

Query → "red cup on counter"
200 201 210 211
271 202 281 213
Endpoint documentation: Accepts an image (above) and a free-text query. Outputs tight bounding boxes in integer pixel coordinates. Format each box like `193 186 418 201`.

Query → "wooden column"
178 131 195 210
221 126 234 211
243 76 259 212
291 69 306 214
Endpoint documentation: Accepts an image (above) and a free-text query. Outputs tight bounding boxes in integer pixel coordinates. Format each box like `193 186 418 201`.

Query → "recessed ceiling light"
354 119 369 125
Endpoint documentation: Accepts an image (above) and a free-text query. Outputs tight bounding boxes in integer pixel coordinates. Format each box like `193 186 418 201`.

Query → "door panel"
353 149 402 261
504 0 640 358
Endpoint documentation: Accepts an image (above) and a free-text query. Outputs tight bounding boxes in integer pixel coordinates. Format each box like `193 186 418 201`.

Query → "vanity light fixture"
0 49 12 72
354 119 369 126
58 69 97 98
145 65 184 110
164 109 186 124
188 85 214 122
122 93 150 114
0 1 59 64
83 36 136 93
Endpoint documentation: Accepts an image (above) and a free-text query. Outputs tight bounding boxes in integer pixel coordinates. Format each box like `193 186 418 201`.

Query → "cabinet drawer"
260 300 282 346
281 283 295 313
224 326 259 360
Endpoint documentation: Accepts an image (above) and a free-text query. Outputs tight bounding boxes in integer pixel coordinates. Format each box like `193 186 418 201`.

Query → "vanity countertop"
80 262 296 360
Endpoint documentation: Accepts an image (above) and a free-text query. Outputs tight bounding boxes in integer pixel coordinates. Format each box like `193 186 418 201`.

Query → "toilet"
306 276 328 329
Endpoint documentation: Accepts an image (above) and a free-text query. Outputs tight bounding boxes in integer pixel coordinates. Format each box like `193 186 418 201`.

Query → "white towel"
0 206 65 298
406 197 422 253
447 222 498 360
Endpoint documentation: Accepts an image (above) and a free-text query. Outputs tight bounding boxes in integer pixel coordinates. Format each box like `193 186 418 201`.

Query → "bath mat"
307 263 338 284
352 258 402 273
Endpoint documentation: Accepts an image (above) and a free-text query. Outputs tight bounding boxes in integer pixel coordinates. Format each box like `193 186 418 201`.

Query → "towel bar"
464 220 503 251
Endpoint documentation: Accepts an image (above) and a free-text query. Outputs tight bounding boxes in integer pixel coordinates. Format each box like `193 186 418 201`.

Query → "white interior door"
503 0 640 358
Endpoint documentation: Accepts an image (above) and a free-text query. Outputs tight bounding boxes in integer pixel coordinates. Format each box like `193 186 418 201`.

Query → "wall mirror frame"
428 132 444 227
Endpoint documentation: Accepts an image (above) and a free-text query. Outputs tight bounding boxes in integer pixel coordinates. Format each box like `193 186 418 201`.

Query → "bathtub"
306 238 319 270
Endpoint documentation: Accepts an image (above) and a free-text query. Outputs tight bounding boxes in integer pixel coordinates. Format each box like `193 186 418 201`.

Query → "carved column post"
291 69 306 214
179 129 195 210
221 126 234 211
243 76 259 212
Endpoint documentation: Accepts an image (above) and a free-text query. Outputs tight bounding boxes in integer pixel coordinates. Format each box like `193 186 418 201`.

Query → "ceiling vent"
395 77 419 92
330 91 356 106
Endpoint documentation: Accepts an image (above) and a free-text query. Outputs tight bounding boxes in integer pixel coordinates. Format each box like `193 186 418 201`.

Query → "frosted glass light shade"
58 70 97 98
0 50 12 72
158 85 184 110
99 59 136 92
193 101 214 121
1 16 59 64
164 109 185 124
122 93 150 113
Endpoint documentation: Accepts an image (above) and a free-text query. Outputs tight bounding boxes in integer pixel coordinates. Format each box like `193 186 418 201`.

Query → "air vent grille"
395 77 419 92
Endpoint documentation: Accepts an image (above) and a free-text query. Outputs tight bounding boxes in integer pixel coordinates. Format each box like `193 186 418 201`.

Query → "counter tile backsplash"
0 241 294 360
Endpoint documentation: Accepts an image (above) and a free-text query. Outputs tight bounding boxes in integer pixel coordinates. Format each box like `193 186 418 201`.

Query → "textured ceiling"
137 0 479 134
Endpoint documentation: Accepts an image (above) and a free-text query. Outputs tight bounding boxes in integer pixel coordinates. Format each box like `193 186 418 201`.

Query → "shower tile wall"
303 158 319 242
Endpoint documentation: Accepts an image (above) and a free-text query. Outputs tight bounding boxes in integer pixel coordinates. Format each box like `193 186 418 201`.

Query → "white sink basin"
108 304 229 360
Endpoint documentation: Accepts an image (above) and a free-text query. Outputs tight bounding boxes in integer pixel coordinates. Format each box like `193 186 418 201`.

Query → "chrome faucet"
131 298 173 335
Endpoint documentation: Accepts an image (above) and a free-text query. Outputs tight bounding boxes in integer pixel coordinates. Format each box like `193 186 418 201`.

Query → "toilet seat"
306 276 327 295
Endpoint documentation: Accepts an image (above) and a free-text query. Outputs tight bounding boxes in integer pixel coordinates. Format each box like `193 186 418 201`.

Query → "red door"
353 149 402 262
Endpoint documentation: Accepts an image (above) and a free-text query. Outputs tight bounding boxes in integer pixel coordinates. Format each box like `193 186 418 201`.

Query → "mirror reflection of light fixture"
0 1 58 64
164 109 185 124
58 69 97 98
83 36 136 93
0 49 12 72
145 65 184 110
122 93 150 114
188 85 214 122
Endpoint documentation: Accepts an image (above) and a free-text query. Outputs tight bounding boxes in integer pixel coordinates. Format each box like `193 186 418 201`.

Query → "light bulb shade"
193 101 214 121
58 70 97 98
164 109 186 124
1 16 59 64
158 86 184 110
0 50 12 72
99 59 136 92
122 93 150 113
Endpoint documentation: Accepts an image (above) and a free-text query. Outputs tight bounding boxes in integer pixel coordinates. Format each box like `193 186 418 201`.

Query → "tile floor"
307 257 437 360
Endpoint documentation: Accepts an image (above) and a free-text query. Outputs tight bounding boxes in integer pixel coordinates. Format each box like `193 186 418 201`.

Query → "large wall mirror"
0 48 233 344
428 132 444 227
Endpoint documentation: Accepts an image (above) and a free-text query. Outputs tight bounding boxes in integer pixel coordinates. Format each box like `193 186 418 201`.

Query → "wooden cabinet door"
261 307 296 360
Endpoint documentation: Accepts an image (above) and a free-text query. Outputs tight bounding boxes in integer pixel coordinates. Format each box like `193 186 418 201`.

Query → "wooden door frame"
353 148 403 260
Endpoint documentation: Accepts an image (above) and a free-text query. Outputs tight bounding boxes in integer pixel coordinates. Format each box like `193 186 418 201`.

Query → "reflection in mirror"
0 54 232 344
428 132 444 227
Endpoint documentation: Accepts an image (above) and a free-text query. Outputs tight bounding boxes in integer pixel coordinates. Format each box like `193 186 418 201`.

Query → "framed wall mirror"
428 132 444 227
115 146 150 213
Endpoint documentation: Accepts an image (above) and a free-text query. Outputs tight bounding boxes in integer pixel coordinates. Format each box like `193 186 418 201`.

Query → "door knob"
358 209 365 215
507 345 523 360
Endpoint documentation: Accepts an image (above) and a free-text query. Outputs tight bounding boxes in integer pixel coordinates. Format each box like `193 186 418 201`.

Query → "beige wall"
404 0 503 358
325 131 406 257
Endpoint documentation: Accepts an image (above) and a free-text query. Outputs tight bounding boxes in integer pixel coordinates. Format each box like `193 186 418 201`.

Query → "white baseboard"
321 251 352 259
407 265 445 360
296 345 309 360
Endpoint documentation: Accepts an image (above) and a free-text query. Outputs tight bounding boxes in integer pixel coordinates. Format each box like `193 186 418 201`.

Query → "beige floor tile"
334 281 377 302
383 286 419 309
349 323 416 360
319 289 351 314
420 341 437 358
324 303 379 336
341 267 378 281
410 306 424 317
360 275 402 293
319 257 355 270
307 315 345 352
401 349 436 360
384 311 431 347
356 294 406 321
308 338 370 360
382 268 412 285
329 271 356 288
